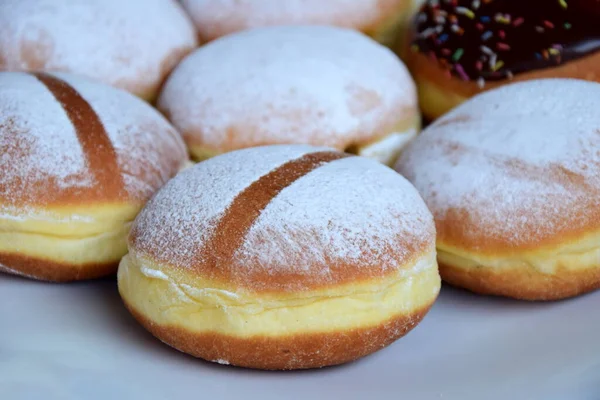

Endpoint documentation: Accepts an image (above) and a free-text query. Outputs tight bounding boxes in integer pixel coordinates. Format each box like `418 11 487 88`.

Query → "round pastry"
118 144 440 370
180 0 418 47
403 0 600 120
0 71 188 282
395 79 600 301
0 0 198 101
158 26 420 166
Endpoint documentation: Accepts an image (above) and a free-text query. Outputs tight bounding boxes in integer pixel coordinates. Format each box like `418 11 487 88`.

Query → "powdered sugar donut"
0 0 198 100
118 145 440 370
0 71 188 282
395 79 600 301
180 0 417 46
158 26 419 166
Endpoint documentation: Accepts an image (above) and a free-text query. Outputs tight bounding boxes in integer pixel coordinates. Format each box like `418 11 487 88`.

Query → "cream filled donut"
395 79 600 301
0 0 198 101
180 0 418 47
157 26 420 166
118 145 440 370
0 71 188 282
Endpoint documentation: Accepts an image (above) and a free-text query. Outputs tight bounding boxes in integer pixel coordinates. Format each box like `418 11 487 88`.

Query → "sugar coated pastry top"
158 26 417 153
0 72 188 209
0 0 198 98
181 0 413 42
129 145 435 292
410 0 600 85
396 78 600 251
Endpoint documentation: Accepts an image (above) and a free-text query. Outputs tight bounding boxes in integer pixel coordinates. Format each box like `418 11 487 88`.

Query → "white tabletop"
1 273 598 400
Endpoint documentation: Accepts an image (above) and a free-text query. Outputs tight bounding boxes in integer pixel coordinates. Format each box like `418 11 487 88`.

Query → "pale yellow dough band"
0 204 140 265
416 78 468 120
437 231 600 275
118 251 441 337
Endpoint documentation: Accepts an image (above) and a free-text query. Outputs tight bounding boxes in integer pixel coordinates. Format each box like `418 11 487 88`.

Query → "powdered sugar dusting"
131 145 333 264
0 71 187 208
57 73 188 201
238 156 434 275
158 26 416 153
181 0 407 41
130 145 435 286
396 79 600 249
0 0 197 97
0 73 89 197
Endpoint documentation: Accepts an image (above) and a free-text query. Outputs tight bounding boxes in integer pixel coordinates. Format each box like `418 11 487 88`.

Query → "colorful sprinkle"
494 13 511 24
456 6 476 19
411 0 592 85
548 48 560 56
513 17 525 27
454 64 470 81
480 45 493 55
452 48 465 61
419 27 436 38
451 25 465 35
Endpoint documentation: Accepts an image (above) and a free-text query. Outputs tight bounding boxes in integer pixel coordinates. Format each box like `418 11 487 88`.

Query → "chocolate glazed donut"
404 0 600 119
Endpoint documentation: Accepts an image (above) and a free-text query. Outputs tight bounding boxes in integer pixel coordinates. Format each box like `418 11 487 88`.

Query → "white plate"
1 273 598 400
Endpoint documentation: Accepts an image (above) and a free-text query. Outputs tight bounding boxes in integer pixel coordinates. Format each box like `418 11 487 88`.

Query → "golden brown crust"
0 72 188 208
394 79 600 255
186 151 352 283
129 149 434 292
439 262 600 301
405 48 600 119
0 252 117 282
435 205 600 256
123 299 434 370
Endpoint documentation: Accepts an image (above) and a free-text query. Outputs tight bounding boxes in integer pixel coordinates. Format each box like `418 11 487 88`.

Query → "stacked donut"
1 0 599 371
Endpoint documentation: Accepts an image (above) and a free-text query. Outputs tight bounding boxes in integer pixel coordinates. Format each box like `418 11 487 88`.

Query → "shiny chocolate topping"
410 0 600 85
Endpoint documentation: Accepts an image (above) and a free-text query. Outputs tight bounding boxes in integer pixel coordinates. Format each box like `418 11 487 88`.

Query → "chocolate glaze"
411 0 600 83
